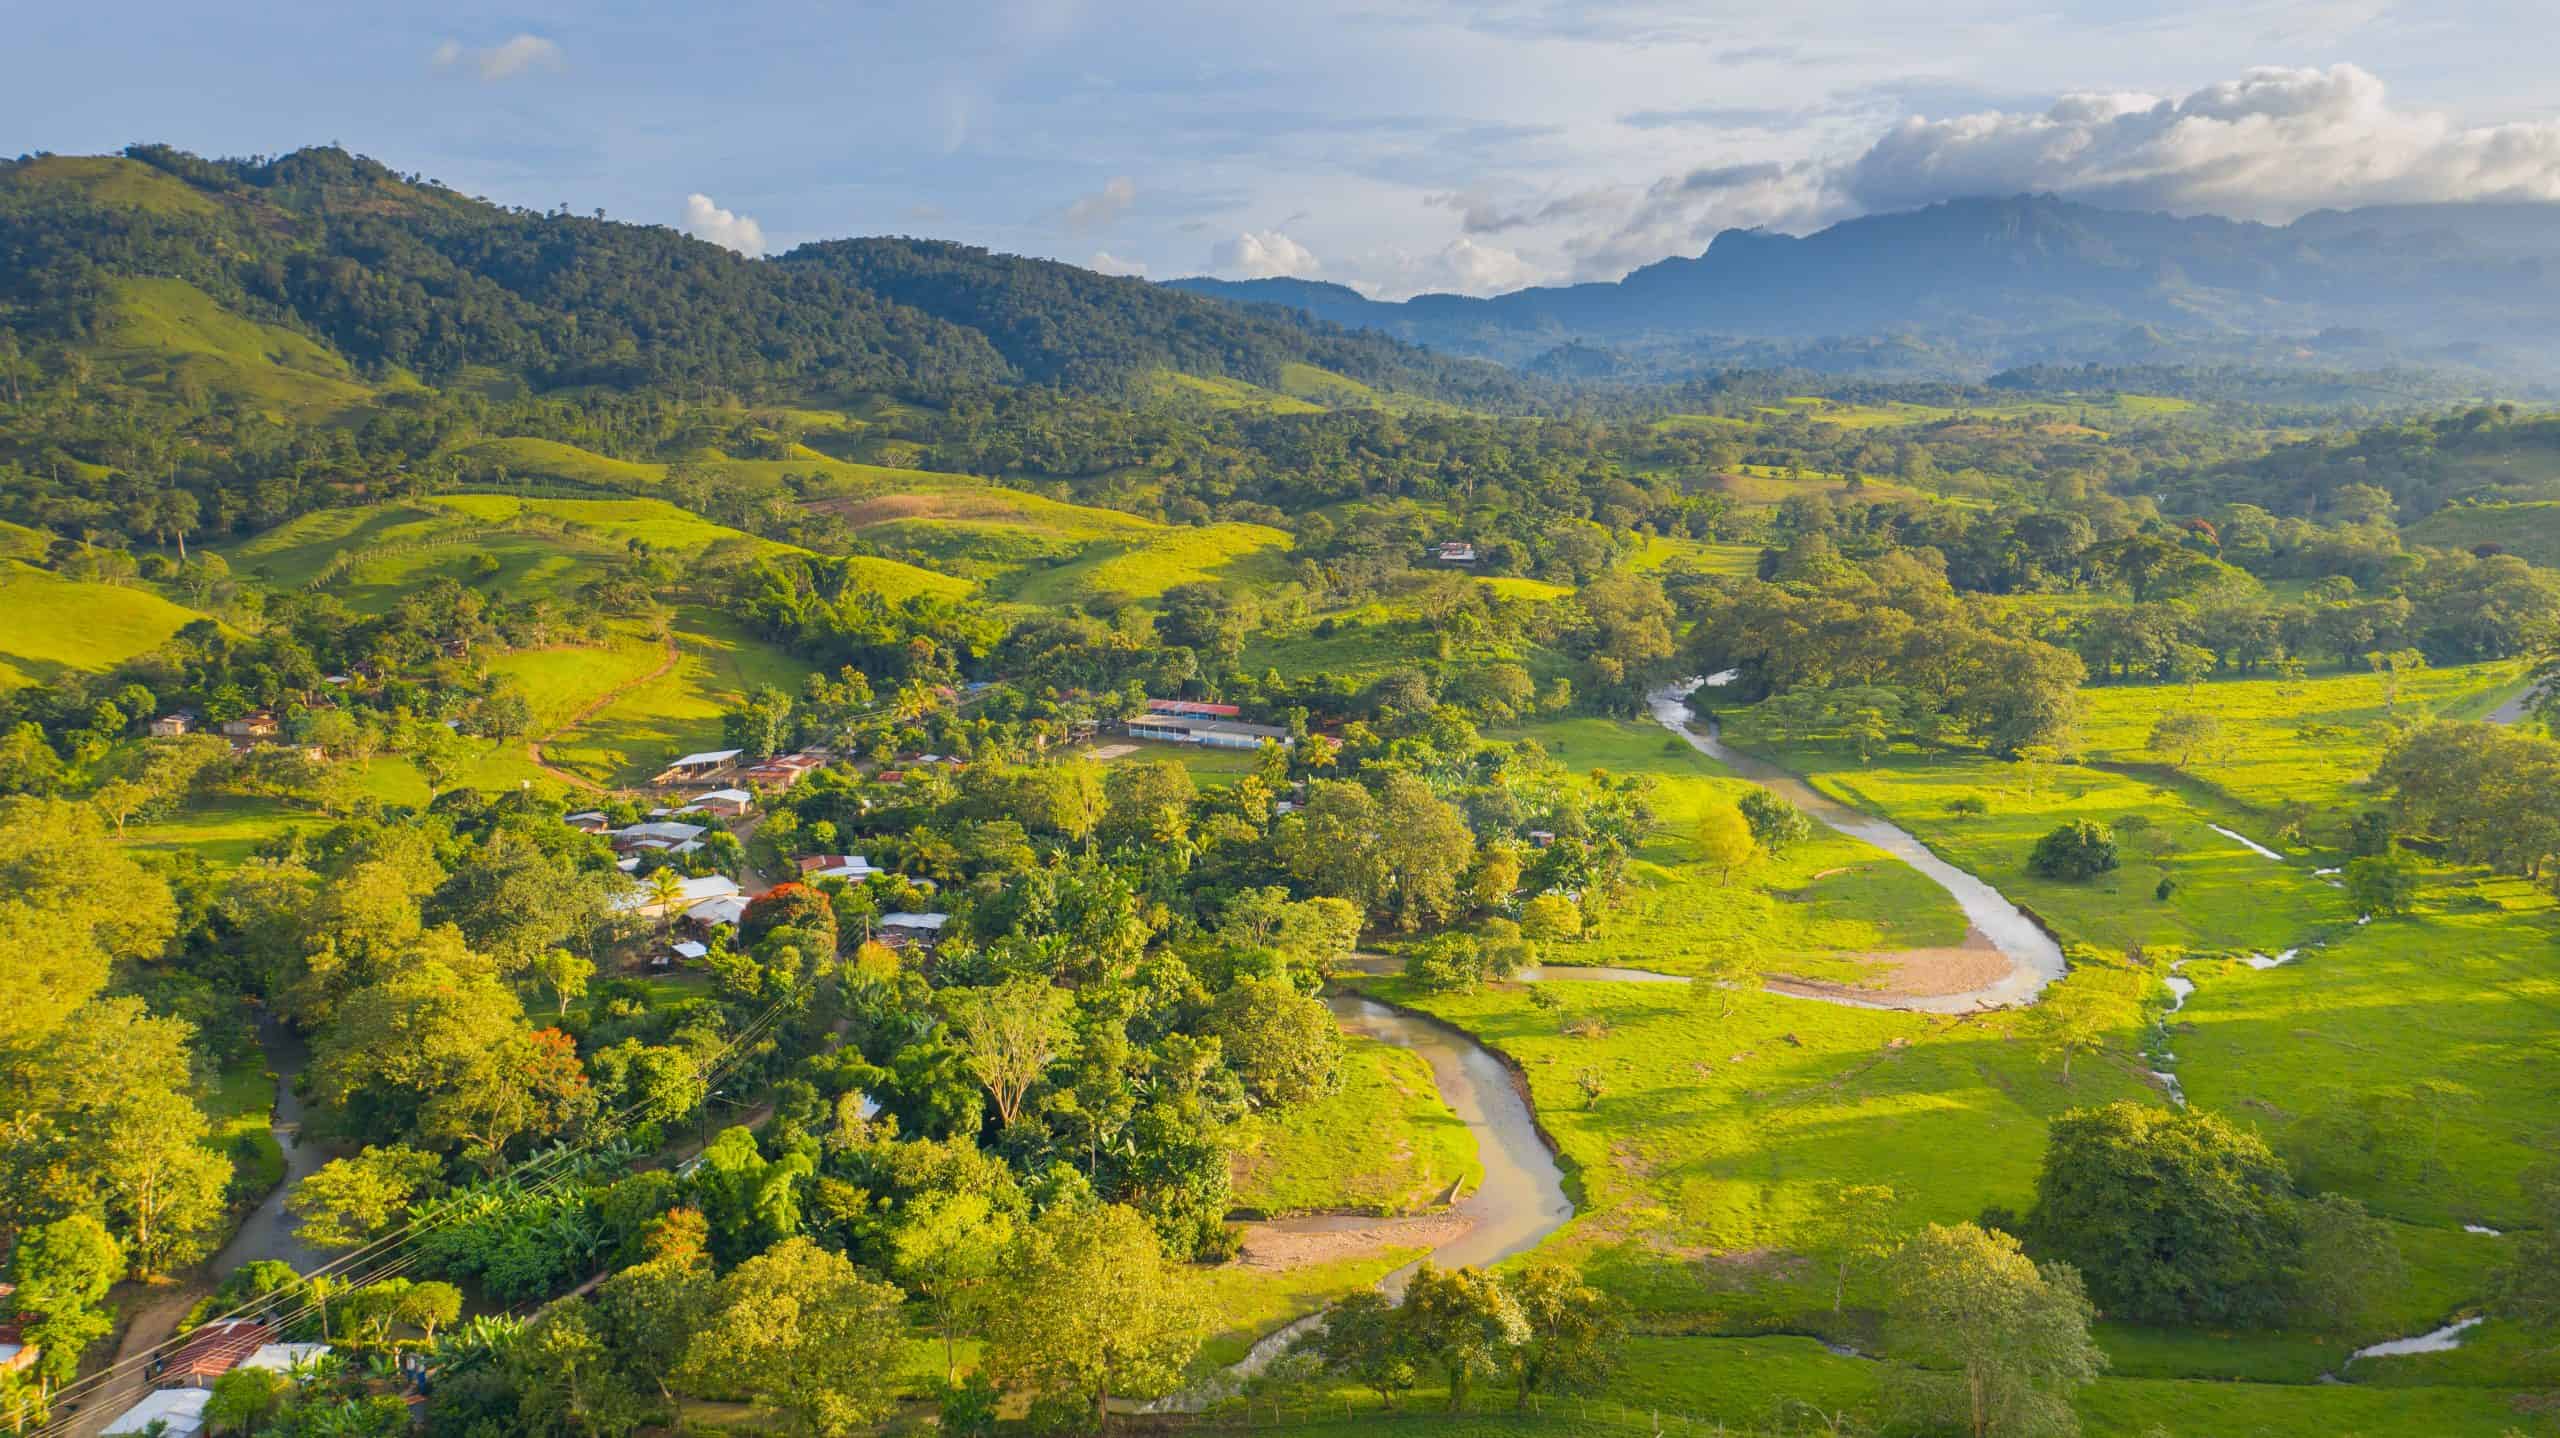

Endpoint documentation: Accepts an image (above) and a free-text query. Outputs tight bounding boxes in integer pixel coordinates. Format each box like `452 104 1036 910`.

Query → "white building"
611 873 743 918
102 1389 212 1437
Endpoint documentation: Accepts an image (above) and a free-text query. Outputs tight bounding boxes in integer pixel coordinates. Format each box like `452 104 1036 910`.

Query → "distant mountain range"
1168 195 2560 381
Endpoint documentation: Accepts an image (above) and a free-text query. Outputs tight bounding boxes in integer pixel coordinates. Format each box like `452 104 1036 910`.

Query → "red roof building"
1146 698 1243 719
159 1319 270 1388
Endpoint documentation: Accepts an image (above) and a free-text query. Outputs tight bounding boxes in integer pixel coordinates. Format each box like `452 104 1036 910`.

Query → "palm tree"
646 866 687 934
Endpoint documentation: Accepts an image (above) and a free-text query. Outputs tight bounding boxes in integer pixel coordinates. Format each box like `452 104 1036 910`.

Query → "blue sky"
10 1 2560 297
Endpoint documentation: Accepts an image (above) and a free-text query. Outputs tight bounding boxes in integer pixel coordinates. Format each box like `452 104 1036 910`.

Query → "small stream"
1648 680 2068 1010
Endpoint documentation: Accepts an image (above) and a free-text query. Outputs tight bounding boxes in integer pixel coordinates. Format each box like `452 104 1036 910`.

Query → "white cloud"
1566 159 1840 280
682 194 767 258
430 33 564 82
1087 251 1149 277
1212 230 1322 279
1841 64 2560 222
1062 177 1137 232
1365 237 1548 299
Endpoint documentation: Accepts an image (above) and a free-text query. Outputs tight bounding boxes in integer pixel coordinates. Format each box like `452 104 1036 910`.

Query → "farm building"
655 748 743 784
1435 540 1476 564
1125 713 1293 751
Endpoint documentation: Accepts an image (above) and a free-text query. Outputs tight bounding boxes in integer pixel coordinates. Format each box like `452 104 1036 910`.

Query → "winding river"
1647 678 2070 1010
1177 676 2500 1398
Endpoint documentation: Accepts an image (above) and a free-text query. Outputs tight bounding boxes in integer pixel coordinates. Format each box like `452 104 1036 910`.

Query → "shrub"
2027 821 2119 881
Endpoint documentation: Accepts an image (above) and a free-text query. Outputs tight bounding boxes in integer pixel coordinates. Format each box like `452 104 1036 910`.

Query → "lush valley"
6 143 2560 1438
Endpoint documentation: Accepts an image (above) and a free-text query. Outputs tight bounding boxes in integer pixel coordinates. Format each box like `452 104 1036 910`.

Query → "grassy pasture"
95 277 382 420
533 609 815 786
1229 1034 1481 1217
2073 662 2528 812
2408 500 2560 566
0 560 212 688
1000 520 1293 608
1504 716 1971 984
1351 965 2157 1332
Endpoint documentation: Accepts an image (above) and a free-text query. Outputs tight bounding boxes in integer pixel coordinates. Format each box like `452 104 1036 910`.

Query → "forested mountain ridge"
0 144 1528 405
1171 194 2560 379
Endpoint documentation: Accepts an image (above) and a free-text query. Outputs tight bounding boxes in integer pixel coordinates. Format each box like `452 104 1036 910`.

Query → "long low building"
103 1388 212 1437
1125 713 1293 751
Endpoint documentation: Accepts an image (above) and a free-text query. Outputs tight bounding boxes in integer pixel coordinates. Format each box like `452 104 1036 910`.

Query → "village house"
610 820 708 852
742 751 828 789
147 710 197 738
1435 540 1477 564
1145 697 1244 719
0 1310 33 1375
878 911 952 949
687 894 750 931
611 873 742 919
239 1343 333 1374
562 810 612 833
797 854 879 883
219 710 280 740
155 1318 271 1389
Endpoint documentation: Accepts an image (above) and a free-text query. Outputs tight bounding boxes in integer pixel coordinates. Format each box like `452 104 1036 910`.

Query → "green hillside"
0 560 211 687
2408 500 2560 566
94 276 383 420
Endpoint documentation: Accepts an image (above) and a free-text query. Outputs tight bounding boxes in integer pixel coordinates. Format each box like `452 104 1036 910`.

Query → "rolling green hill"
0 560 212 687
2407 500 2560 566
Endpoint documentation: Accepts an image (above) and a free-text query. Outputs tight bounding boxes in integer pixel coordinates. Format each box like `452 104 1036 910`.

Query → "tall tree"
1886 1222 2104 1438
986 1203 1203 1430
678 1237 906 1437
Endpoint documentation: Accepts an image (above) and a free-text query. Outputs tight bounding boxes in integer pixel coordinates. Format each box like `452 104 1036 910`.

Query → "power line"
32 996 798 1434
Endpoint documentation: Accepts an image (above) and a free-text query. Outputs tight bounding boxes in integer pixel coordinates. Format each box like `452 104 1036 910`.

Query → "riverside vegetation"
3 144 2560 1438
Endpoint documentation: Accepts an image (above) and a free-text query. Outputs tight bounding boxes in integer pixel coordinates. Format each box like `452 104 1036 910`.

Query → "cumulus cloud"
1212 230 1321 279
1087 251 1149 277
1062 177 1137 233
430 34 563 82
1841 64 2560 222
1430 186 1626 236
1366 237 1546 299
682 194 767 257
1567 159 1839 280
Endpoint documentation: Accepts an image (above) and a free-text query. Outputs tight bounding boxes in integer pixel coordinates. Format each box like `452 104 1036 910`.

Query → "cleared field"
93 277 381 421
1001 520 1293 608
0 560 212 687
2408 500 2560 567
0 154 223 215
1503 716 1971 985
1146 368 1327 414
222 496 967 610
2074 662 2528 812
1229 1034 1481 1217
534 609 815 786
1624 533 1760 576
